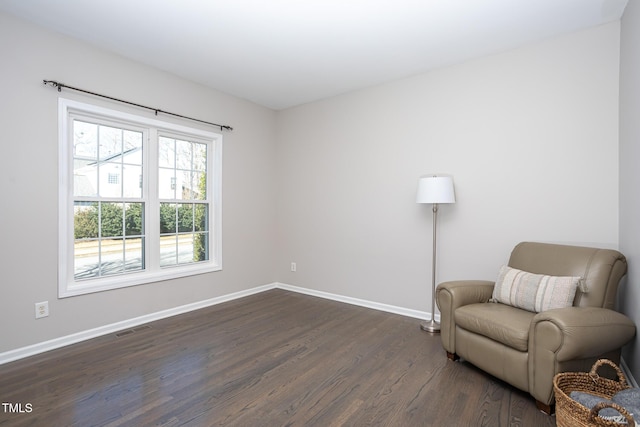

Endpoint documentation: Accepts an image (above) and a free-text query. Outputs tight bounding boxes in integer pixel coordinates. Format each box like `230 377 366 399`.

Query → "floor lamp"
416 175 456 333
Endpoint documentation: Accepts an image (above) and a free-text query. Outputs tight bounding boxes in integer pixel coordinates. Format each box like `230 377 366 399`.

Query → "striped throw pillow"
491 265 580 313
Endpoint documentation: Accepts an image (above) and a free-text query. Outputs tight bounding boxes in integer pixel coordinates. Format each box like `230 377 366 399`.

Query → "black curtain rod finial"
43 79 62 92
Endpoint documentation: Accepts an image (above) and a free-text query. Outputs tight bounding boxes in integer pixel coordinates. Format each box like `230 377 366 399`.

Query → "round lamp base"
420 319 441 333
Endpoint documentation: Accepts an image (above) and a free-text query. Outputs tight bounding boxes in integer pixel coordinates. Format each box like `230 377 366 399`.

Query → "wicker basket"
554 359 636 427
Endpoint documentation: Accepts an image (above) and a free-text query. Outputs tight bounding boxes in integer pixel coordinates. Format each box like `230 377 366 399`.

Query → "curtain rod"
43 80 233 131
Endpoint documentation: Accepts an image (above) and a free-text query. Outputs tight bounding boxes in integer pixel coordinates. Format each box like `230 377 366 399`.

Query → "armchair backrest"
508 242 627 310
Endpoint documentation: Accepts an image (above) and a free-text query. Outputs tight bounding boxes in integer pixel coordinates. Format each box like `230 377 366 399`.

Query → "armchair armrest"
529 307 636 405
436 280 495 355
530 307 636 361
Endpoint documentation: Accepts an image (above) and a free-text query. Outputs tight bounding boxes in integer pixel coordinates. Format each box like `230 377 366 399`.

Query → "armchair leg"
446 351 459 361
535 400 554 415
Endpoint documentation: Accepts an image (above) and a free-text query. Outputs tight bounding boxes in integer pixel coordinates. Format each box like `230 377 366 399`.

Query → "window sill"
59 263 222 298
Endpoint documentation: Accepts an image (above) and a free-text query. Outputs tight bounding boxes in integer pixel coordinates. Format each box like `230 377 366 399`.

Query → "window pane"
159 137 175 168
178 203 194 232
101 202 123 238
74 121 98 160
177 170 192 200
176 139 192 170
194 204 208 232
158 168 176 199
124 237 144 272
74 203 99 239
123 165 142 198
99 126 122 160
99 163 122 198
178 234 195 264
100 239 125 276
194 143 206 171
125 203 144 236
160 203 176 234
194 232 208 262
123 130 143 165
160 235 177 267
193 171 206 200
74 239 99 279
159 138 207 202
73 122 99 197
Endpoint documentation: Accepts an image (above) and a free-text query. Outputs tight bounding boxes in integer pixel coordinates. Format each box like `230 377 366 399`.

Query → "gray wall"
276 23 621 313
0 12 278 353
619 1 640 383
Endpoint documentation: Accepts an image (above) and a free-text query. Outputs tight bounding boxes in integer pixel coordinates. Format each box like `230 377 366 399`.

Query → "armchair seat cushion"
455 302 535 352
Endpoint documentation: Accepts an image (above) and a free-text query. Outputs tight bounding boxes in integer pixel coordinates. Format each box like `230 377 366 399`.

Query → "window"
59 99 222 297
107 173 120 185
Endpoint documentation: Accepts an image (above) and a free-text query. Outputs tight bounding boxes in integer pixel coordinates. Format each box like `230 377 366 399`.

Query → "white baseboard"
0 283 276 365
274 282 432 321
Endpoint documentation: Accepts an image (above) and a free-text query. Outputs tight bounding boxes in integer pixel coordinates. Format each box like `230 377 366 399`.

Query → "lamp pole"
421 203 440 332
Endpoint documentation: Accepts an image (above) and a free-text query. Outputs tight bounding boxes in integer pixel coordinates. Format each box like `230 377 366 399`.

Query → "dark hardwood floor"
0 290 556 426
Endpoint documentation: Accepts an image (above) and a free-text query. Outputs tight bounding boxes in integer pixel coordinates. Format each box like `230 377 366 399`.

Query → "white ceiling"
0 0 628 110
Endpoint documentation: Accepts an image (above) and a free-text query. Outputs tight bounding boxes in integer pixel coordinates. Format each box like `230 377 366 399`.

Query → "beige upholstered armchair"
436 242 636 414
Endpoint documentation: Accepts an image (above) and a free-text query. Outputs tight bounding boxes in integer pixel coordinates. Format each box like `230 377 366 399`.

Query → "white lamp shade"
416 176 456 204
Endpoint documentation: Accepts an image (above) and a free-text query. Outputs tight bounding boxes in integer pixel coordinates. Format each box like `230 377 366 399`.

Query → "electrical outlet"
35 301 49 319
291 262 297 272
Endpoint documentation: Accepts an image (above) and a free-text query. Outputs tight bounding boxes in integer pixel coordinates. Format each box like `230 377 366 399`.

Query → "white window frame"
58 98 222 298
